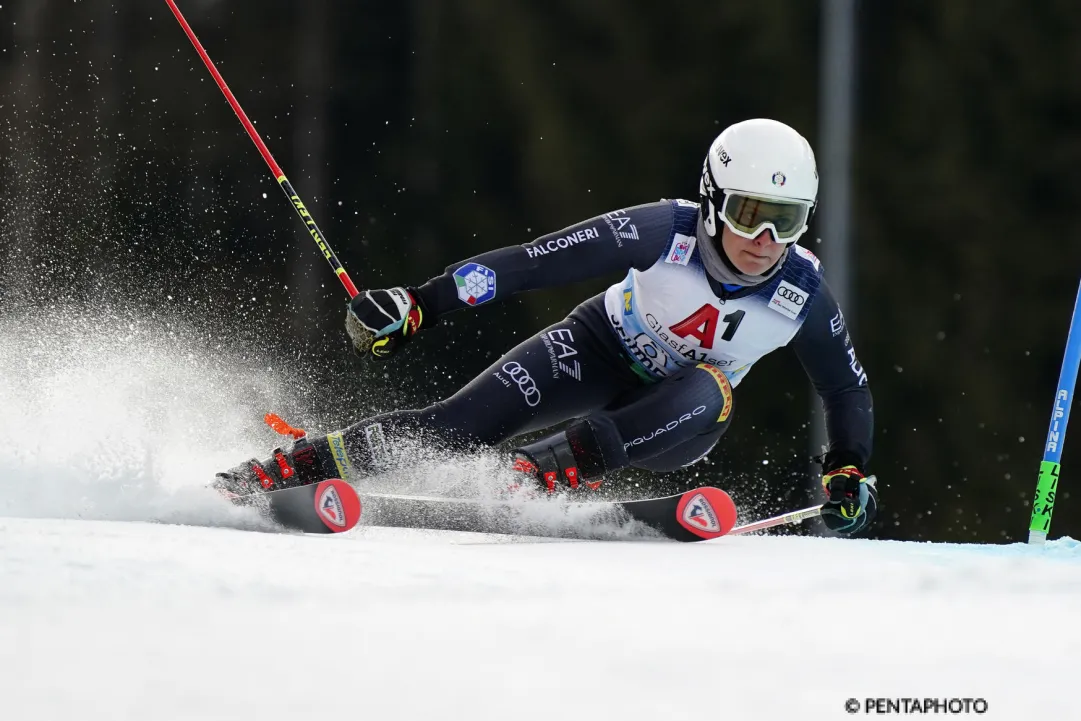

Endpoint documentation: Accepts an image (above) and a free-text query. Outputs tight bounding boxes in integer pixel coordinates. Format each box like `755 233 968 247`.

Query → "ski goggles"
719 192 813 244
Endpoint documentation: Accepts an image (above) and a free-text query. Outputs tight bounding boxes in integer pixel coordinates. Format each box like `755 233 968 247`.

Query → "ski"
223 478 363 534
216 477 733 541
357 486 737 542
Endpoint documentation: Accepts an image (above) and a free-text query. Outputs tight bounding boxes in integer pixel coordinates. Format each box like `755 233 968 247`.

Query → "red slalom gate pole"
164 0 360 299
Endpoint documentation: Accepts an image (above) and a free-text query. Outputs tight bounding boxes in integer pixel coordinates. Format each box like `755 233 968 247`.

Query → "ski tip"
312 479 363 533
675 487 737 540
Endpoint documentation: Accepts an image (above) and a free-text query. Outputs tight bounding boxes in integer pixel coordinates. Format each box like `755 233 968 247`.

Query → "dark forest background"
2 0 1080 542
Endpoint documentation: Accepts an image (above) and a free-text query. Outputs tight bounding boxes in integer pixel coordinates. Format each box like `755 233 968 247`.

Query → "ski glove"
345 287 429 360
820 463 878 536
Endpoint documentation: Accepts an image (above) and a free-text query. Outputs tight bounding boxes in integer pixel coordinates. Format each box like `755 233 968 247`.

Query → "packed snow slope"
2 310 1080 720
1 519 1079 721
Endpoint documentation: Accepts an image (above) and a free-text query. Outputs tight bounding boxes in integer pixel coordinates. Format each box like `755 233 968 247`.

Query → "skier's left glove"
345 287 430 360
820 462 878 536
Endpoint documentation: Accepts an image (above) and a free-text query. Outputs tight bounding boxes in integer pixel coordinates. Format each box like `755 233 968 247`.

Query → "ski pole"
729 472 879 536
729 504 823 536
164 0 359 299
1027 279 1081 544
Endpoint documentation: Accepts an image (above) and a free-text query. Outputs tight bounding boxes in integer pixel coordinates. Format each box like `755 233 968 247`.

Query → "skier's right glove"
345 287 430 360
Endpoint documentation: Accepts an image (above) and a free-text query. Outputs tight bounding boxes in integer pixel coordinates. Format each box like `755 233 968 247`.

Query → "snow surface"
2 311 1081 720
2 519 1079 720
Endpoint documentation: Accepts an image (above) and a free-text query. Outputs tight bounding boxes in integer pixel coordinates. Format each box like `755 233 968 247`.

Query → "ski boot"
510 421 606 494
211 414 343 501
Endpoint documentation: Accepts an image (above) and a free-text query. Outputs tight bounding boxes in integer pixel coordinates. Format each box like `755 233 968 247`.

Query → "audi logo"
502 362 541 407
777 287 805 305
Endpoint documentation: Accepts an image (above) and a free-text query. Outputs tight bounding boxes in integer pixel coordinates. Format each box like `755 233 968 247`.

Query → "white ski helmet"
699 118 818 244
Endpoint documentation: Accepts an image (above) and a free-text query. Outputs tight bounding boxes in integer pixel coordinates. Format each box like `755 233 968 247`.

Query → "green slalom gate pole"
1028 279 1081 544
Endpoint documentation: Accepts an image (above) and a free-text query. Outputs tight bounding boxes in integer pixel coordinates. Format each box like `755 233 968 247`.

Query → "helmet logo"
771 171 786 186
714 144 733 167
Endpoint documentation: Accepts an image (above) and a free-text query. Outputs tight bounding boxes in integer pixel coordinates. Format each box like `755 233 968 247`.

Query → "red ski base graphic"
674 487 738 540
613 486 738 542
313 479 363 533
259 478 363 534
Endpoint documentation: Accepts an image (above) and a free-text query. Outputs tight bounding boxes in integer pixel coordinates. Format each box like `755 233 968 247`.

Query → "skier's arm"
410 201 676 317
789 279 874 470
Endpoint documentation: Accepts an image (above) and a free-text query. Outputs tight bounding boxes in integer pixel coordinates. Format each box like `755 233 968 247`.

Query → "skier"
215 118 877 536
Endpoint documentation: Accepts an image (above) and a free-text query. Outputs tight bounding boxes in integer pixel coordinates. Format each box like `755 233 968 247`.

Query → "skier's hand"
345 287 428 360
820 464 878 536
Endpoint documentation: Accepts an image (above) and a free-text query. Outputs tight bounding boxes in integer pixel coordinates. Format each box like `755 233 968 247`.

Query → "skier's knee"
605 363 734 466
634 362 734 435
682 363 736 423
632 426 725 472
